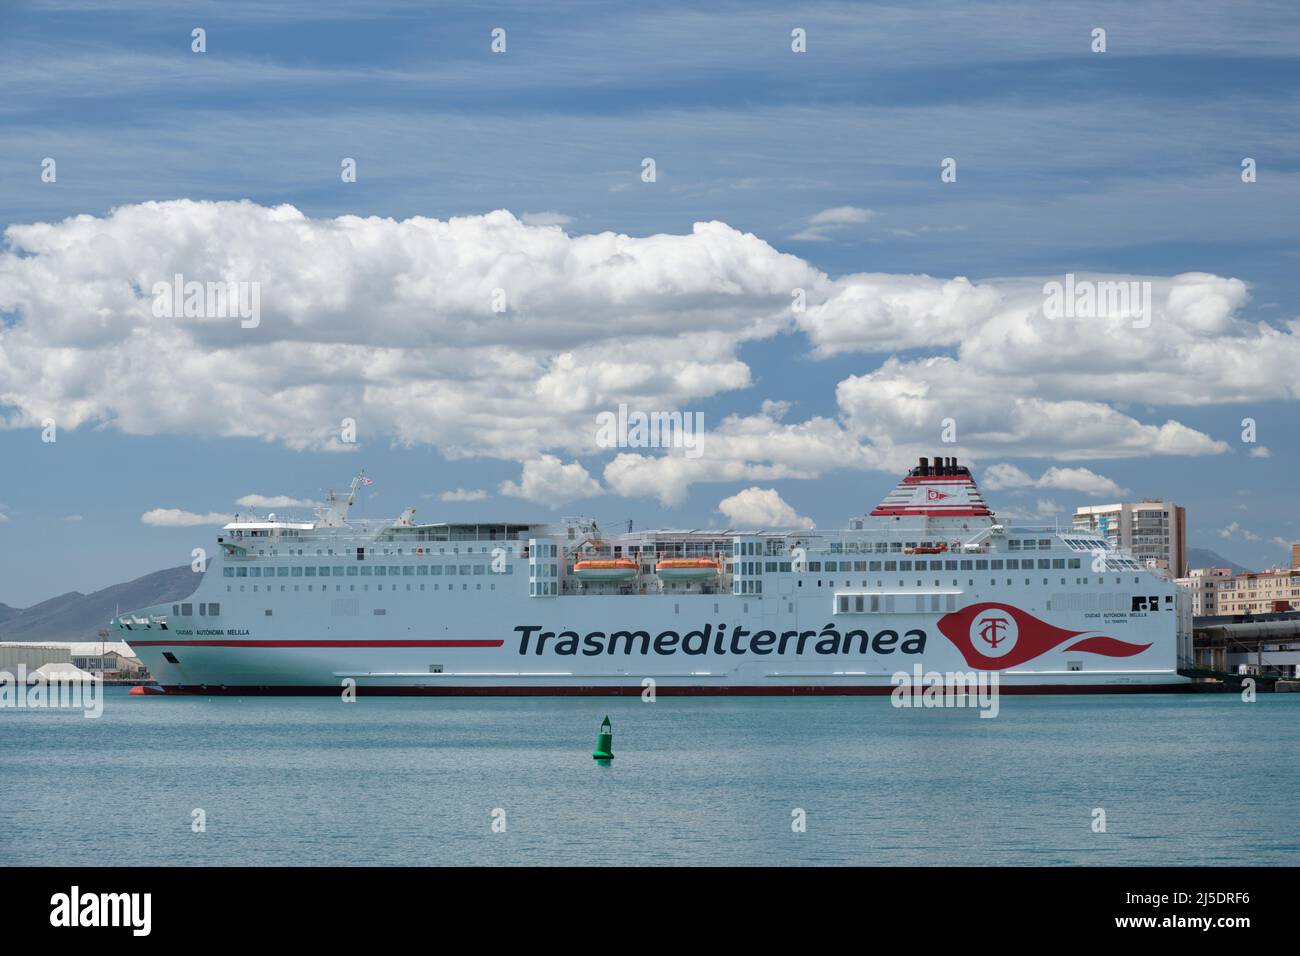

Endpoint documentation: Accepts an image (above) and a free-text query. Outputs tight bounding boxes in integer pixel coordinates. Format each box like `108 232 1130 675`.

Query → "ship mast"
317 473 366 527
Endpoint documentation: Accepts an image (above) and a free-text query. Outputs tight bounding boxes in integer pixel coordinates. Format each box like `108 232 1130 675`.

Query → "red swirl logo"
937 602 1152 670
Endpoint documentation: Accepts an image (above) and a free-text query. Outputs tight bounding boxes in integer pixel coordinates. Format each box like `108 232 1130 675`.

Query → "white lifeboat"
655 557 720 582
572 558 639 582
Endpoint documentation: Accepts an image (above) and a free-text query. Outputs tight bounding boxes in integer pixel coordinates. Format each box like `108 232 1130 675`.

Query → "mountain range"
1186 547 1253 575
0 566 202 642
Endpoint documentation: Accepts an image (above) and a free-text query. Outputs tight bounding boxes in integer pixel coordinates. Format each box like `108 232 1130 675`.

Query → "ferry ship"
114 458 1194 695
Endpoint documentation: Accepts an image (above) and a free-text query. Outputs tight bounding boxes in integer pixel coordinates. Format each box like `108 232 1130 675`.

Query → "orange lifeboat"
572 558 639 582
655 557 720 582
903 544 948 555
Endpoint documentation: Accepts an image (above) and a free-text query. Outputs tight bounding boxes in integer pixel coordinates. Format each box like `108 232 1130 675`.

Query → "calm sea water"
2 688 1297 866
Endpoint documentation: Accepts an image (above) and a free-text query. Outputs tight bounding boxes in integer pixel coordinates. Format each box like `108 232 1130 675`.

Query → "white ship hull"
123 591 1189 695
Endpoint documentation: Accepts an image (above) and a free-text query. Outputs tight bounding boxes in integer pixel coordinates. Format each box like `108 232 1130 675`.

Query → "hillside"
0 566 204 642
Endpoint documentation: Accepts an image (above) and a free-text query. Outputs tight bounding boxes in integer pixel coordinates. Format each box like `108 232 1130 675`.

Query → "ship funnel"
918 456 929 476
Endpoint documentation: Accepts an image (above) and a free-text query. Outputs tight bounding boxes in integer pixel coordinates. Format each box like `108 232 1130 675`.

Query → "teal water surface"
2 688 1297 866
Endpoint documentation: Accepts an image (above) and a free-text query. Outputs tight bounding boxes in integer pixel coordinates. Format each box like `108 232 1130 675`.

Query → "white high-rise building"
1073 500 1187 579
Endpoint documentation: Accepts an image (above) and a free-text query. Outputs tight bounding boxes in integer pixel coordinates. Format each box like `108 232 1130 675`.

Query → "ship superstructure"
114 458 1193 694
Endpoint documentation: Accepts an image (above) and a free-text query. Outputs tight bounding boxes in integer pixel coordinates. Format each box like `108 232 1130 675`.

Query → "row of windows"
748 557 1087 573
226 582 498 594
1061 537 1106 552
803 576 1144 589
1007 539 1056 550
838 594 960 614
172 602 219 616
233 543 513 556
223 564 513 578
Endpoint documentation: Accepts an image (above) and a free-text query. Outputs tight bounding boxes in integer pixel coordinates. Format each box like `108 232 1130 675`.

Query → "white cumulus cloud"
236 494 318 509
982 463 1128 498
440 488 488 502
0 200 1276 508
717 487 814 529
141 508 233 527
499 456 602 505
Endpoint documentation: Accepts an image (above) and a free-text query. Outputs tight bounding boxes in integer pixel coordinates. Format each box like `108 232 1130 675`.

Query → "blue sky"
1 0 1298 606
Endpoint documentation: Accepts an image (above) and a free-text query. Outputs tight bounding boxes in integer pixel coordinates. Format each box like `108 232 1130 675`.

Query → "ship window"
264 609 272 616
318 566 329 576
808 562 822 572
975 560 988 570
472 565 484 575
417 566 428 575
330 566 343 577
869 561 882 571
291 567 303 577
305 567 316 577
223 568 233 577
1068 558 1081 569
172 604 180 615
181 603 192 616
1039 539 1052 549
960 560 972 570
838 596 849 612
459 565 471 575
277 567 289 577
899 561 912 571
431 566 443 575
374 609 386 615
346 566 358 576
1052 559 1065 569
198 604 206 616
1008 539 1021 550
1037 559 1050 569
209 603 219 615
883 561 896 571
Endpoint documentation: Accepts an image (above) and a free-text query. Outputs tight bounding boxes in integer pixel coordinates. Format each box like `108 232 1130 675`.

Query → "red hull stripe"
128 639 504 648
147 682 1200 697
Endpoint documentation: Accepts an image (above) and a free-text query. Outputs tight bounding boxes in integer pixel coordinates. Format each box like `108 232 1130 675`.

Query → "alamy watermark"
595 403 704 459
152 273 260 328
1042 273 1151 329
0 666 103 718
890 664 999 718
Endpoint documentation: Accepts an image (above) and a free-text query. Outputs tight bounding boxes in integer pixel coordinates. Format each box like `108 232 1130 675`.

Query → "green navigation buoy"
592 715 614 761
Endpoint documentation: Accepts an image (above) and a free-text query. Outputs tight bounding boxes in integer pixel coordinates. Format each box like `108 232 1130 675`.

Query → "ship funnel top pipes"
870 456 992 528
